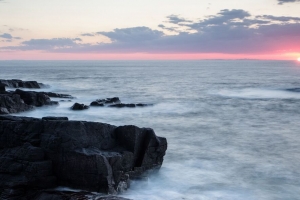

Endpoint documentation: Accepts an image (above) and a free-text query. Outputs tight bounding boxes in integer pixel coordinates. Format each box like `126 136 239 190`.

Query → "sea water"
1 60 300 200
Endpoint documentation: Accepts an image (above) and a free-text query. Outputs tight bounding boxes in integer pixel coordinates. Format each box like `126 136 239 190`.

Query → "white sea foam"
214 88 300 99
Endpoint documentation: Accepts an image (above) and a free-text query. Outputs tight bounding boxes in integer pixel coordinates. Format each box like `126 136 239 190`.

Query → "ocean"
1 60 300 200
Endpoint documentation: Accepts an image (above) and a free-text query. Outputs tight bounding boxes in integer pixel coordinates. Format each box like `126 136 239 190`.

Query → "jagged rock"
0 93 33 114
71 103 89 110
14 89 58 107
0 89 59 115
0 79 43 88
0 116 167 199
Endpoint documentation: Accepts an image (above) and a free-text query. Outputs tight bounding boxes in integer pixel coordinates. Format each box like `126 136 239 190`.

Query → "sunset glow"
0 0 300 60
298 57 300 62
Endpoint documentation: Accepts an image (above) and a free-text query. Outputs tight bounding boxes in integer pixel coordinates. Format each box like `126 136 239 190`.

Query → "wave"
214 88 300 99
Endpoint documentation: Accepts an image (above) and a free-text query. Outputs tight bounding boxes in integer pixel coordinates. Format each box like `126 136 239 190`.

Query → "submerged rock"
0 116 167 199
90 97 152 108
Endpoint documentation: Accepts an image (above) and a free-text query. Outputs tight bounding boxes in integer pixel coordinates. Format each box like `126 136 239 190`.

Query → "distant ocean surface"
1 60 300 200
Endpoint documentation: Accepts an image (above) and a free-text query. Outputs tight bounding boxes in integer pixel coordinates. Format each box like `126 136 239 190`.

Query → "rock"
14 89 58 107
0 83 6 93
90 101 104 106
90 97 152 108
109 103 135 108
31 190 132 200
71 103 89 110
0 79 43 88
0 116 167 199
0 89 59 115
0 93 33 114
42 116 69 121
40 92 75 99
91 97 121 106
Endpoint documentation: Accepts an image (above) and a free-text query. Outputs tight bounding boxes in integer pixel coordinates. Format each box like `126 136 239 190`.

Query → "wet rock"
42 116 69 121
90 97 152 108
40 92 75 99
109 103 135 108
0 83 6 93
0 93 33 114
90 97 121 106
0 89 58 115
0 116 167 199
90 101 104 106
71 103 89 110
14 89 58 107
0 79 43 88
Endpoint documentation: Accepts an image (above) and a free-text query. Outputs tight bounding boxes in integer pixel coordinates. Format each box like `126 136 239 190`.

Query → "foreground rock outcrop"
0 116 167 199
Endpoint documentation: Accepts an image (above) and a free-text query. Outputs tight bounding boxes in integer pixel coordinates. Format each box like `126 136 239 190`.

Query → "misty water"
1 60 300 200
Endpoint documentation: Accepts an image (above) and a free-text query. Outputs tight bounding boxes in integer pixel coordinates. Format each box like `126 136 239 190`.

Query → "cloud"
2 38 82 51
2 9 300 55
81 33 95 37
97 27 163 43
0 33 13 39
278 0 300 5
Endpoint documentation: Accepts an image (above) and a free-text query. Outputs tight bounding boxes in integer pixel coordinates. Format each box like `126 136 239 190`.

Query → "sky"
0 0 300 60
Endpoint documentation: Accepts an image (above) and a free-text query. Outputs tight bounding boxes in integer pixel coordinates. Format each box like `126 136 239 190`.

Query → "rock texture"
0 89 71 114
0 116 167 199
71 103 89 110
90 97 152 108
0 79 43 89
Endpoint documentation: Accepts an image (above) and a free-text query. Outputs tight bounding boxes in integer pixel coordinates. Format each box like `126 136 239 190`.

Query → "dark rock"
0 93 33 114
14 89 58 107
90 97 152 109
91 97 121 106
0 116 167 198
136 103 152 107
71 103 89 110
0 79 43 88
42 116 69 121
0 83 6 93
40 92 75 99
90 101 104 106
31 190 132 200
0 89 59 115
109 104 135 108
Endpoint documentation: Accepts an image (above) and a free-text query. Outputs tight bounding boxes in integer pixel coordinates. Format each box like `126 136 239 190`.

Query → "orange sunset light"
298 57 300 62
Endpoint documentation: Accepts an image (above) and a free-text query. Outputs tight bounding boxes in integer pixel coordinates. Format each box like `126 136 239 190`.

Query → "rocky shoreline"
0 79 168 200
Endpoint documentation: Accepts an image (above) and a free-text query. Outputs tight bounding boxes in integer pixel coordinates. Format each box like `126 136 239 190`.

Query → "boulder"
0 116 167 199
71 103 89 110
